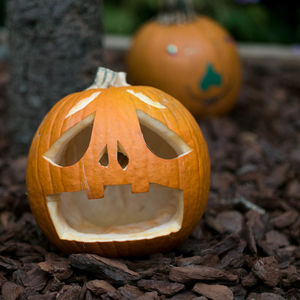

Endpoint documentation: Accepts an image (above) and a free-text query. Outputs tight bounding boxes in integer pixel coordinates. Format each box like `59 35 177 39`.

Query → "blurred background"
0 0 300 44
102 0 300 44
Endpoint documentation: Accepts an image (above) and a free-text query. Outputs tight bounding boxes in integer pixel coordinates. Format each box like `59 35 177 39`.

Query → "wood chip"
138 279 184 296
205 215 225 234
245 220 258 254
0 272 6 288
246 211 266 240
176 256 205 267
280 265 300 285
136 291 159 300
252 257 281 287
27 293 57 300
242 271 258 287
86 280 116 296
265 163 289 188
193 282 233 300
219 241 246 269
70 254 140 283
215 211 243 234
200 234 240 256
56 285 81 300
169 265 238 283
247 292 285 300
18 266 48 291
286 179 300 198
271 210 299 228
245 210 267 254
168 291 199 300
118 284 143 299
0 255 19 270
1 281 24 300
39 253 73 280
43 277 64 293
265 230 290 249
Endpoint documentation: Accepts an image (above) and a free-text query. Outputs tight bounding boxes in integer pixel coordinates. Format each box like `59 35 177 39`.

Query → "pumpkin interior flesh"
46 184 183 242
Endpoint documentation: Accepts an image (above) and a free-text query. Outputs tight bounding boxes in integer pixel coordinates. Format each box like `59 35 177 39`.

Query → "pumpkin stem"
158 0 196 24
87 67 130 90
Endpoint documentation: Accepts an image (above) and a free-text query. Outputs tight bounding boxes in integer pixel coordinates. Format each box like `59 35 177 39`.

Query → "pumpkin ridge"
160 101 185 192
58 95 87 196
45 97 73 195
29 129 48 233
36 99 67 244
180 105 203 224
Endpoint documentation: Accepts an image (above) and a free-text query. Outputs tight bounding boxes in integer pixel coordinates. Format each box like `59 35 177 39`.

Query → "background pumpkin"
126 0 242 117
26 67 210 257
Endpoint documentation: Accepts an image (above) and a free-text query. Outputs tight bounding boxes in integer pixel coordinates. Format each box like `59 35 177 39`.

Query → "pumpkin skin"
127 16 242 117
26 68 210 257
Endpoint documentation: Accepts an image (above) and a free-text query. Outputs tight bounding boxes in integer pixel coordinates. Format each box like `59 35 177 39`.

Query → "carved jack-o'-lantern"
26 67 210 257
127 0 242 117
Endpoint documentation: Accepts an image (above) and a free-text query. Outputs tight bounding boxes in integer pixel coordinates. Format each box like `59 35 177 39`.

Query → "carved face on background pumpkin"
127 17 241 117
26 68 210 257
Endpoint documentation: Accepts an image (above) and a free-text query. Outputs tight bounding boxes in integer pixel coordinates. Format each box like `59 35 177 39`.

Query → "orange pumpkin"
126 0 241 117
26 67 210 257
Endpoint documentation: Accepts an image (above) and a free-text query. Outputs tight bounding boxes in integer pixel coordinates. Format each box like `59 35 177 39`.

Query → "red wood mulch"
0 53 299 300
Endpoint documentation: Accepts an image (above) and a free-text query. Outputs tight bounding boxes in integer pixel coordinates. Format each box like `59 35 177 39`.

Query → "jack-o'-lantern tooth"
86 184 104 200
99 145 109 167
117 141 129 170
43 114 95 167
131 181 149 194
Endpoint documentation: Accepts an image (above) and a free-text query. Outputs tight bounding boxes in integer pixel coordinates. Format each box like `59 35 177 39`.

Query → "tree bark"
6 0 103 155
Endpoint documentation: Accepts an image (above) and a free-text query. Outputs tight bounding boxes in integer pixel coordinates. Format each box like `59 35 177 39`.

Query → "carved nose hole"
117 141 129 170
99 145 109 167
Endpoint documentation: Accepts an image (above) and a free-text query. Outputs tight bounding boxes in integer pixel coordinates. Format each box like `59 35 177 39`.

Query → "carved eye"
43 114 95 167
137 110 191 159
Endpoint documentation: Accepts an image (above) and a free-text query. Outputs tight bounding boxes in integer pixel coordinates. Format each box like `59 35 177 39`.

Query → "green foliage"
0 0 5 27
103 0 300 44
103 0 158 35
0 0 299 43
217 5 271 42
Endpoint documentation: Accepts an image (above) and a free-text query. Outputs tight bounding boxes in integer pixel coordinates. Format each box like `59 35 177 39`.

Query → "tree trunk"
6 0 103 155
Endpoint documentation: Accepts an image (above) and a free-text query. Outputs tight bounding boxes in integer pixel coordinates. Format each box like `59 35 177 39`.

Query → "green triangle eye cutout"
200 63 222 91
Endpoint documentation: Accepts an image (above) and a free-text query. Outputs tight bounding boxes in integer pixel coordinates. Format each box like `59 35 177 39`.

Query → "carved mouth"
185 81 234 107
47 184 184 242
